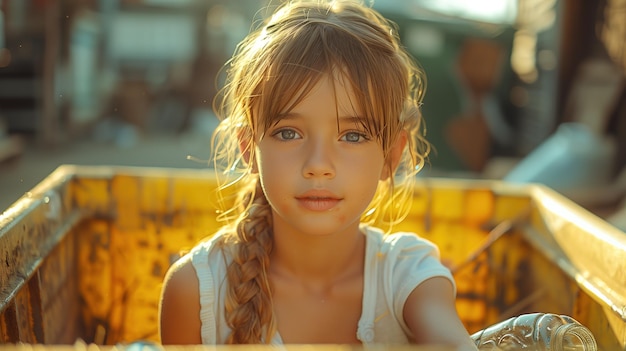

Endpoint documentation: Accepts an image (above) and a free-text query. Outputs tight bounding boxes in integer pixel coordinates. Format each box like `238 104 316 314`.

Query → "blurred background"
0 0 625 229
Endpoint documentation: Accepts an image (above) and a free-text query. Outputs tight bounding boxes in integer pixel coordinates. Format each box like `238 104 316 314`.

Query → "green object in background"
379 11 517 174
419 42 466 172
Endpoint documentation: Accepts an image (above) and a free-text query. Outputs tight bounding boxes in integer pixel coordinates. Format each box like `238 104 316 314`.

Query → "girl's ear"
380 131 407 180
237 128 258 173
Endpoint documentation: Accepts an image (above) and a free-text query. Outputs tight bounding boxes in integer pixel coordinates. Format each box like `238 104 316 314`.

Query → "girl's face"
253 73 391 238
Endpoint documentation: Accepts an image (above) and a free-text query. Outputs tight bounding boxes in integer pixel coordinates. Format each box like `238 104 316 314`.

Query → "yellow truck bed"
0 165 624 350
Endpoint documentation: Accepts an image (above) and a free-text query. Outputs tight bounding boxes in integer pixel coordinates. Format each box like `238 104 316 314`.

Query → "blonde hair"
210 0 429 343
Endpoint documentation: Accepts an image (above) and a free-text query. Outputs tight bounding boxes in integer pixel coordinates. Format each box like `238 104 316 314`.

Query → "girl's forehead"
279 70 361 113
296 74 361 113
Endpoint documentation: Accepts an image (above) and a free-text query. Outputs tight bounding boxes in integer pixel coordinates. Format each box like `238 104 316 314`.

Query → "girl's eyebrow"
277 112 366 122
276 112 301 120
338 115 367 124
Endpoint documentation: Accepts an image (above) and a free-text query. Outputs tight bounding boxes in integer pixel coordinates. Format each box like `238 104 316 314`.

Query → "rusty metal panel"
11 289 30 343
72 171 226 344
71 177 113 219
0 273 46 343
0 169 78 312
76 219 113 344
0 165 625 349
39 231 82 344
0 302 19 342
0 166 89 345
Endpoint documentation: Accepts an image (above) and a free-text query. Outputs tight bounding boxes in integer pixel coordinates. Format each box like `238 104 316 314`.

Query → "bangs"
252 11 408 146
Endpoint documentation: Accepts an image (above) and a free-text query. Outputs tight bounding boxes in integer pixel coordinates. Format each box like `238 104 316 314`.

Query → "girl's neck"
269 225 366 285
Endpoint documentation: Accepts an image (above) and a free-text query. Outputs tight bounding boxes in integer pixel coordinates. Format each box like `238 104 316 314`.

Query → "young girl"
159 0 476 349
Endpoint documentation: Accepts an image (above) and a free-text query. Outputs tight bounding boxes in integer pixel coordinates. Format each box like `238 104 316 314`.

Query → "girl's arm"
403 276 478 351
159 259 203 344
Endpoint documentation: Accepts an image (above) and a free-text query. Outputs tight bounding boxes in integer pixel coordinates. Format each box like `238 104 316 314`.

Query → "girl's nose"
302 138 336 179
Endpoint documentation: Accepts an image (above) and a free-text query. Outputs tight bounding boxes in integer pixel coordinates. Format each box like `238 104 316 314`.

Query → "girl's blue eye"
342 132 368 143
273 129 300 140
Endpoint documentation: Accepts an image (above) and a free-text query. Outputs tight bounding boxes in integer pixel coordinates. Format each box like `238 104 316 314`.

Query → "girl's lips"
296 197 341 212
295 190 342 211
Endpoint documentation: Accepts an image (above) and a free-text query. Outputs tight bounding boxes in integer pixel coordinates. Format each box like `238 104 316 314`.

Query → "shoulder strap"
357 227 379 343
190 242 218 344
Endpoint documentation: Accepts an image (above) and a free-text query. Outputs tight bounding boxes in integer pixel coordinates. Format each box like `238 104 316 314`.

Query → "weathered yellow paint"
462 189 495 226
0 165 624 350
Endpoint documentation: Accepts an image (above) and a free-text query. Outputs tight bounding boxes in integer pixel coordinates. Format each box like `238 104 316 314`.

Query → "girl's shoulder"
163 232 230 300
188 233 224 255
186 232 232 276
161 233 225 304
362 225 440 255
160 248 203 343
162 252 199 294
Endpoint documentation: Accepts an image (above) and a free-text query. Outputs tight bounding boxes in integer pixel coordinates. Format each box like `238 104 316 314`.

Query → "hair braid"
220 180 276 344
